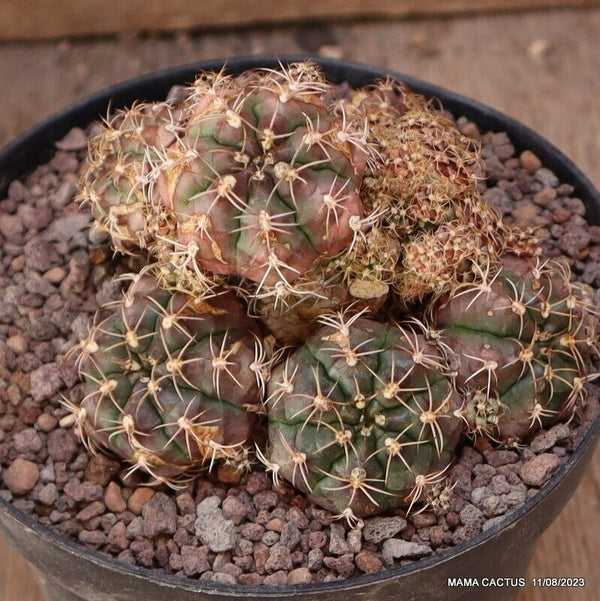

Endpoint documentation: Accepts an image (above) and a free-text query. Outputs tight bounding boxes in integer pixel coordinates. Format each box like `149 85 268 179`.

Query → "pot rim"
1 54 599 595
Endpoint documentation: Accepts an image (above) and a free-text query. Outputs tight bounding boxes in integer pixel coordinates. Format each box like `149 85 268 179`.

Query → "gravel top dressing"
0 108 598 587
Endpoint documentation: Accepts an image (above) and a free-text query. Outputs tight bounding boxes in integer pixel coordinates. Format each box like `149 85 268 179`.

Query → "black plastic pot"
0 56 599 601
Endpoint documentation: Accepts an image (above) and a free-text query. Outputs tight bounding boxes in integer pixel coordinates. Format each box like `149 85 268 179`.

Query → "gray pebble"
362 516 407 544
195 496 238 552
382 539 432 562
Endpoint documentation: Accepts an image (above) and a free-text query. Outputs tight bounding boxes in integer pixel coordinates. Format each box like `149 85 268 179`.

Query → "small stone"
484 450 519 467
142 492 177 537
47 429 78 463
253 490 278 511
481 495 508 517
482 516 507 531
104 482 127 513
175 492 196 516
265 544 293 573
63 480 103 503
363 516 407 544
535 167 559 188
308 530 327 549
280 522 301 549
6 335 27 355
452 524 481 544
78 530 105 547
530 424 570 453
262 530 280 546
266 517 285 532
329 522 349 554
127 487 155 515
519 150 542 173
126 516 144 539
3 459 40 495
286 506 309 529
36 413 57 432
29 363 62 401
195 496 238 552
55 127 88 151
39 462 55 483
459 504 485 527
263 571 287 586
107 522 128 551
13 428 43 454
76 501 105 522
307 548 323 571
287 567 312 584
0 213 24 241
180 545 209 576
382 539 432 561
84 453 121 486
471 486 494 507
346 528 362 553
130 538 154 567
323 554 355 578
520 453 561 486
409 512 437 528
240 522 265 541
355 550 383 574
490 475 512 495
37 483 58 506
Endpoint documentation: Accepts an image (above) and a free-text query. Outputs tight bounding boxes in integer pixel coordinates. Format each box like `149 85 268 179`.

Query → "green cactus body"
152 65 368 297
264 312 463 522
430 255 597 442
80 102 182 253
68 274 268 485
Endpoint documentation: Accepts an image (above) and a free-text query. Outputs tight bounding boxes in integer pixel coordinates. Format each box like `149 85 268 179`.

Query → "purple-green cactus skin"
263 311 463 523
431 254 598 443
65 274 270 485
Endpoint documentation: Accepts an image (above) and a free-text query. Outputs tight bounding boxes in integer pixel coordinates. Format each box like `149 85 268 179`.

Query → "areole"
0 55 599 601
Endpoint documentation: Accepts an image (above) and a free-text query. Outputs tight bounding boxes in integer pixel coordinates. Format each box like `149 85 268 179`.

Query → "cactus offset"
429 255 598 442
150 63 369 298
65 274 270 485
80 102 182 253
263 310 463 523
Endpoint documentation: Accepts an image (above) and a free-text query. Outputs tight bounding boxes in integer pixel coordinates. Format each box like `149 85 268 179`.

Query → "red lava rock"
63 480 103 503
78 529 105 548
3 458 40 495
287 567 312 584
46 428 78 463
222 495 248 525
104 482 127 513
180 545 209 576
519 453 562 487
127 487 155 515
107 522 128 551
13 428 43 455
142 492 177 538
519 150 542 173
483 450 519 467
76 500 105 522
323 554 355 578
355 550 383 574
36 413 58 432
84 453 121 486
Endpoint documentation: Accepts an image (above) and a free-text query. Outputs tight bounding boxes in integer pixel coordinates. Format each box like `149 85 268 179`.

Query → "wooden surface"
0 0 599 40
0 7 599 600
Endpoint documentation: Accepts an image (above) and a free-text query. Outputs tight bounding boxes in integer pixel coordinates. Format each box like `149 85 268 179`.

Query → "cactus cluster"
66 61 598 521
430 254 598 442
264 311 463 523
67 274 269 485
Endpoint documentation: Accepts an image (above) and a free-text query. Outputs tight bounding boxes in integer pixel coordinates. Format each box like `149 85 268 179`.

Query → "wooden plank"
0 0 599 40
